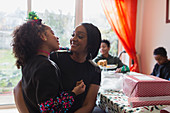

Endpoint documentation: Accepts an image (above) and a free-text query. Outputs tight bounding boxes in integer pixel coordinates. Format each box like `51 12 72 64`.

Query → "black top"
151 61 170 80
22 55 76 113
50 52 101 113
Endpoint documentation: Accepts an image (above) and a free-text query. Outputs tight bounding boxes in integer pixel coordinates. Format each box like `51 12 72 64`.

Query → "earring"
44 38 47 41
89 53 92 60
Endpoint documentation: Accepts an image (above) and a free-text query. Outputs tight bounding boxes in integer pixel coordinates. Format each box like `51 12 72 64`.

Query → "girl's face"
70 25 88 54
44 26 60 51
100 42 110 55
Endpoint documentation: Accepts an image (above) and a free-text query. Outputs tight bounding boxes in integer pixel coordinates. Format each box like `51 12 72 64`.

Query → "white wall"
136 0 170 74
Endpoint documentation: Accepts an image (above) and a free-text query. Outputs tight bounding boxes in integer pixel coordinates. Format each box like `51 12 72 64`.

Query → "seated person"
151 47 170 80
94 39 129 73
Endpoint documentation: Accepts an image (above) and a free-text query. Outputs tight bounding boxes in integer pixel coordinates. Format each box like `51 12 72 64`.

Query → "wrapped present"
128 96 170 108
123 75 170 97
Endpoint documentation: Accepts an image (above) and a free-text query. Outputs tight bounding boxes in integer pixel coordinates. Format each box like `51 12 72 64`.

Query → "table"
97 71 169 113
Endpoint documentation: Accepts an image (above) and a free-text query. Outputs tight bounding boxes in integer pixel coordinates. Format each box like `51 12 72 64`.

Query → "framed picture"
166 0 170 23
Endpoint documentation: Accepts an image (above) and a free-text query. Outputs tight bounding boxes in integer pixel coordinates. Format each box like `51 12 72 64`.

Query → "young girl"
12 12 85 113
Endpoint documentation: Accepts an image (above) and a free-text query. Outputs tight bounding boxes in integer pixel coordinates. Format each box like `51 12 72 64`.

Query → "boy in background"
151 47 170 80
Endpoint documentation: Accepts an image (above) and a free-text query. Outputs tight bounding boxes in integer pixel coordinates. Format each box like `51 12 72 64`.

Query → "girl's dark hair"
153 47 167 57
101 39 110 48
12 20 47 69
81 23 101 60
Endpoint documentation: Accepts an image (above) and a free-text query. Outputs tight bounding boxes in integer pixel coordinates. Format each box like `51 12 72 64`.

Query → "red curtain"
101 0 139 72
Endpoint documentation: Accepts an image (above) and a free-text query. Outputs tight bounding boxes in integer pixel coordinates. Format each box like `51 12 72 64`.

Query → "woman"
50 23 102 113
14 23 102 113
12 16 85 113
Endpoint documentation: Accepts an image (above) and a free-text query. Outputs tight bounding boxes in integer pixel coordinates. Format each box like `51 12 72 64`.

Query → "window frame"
0 0 82 108
0 0 121 109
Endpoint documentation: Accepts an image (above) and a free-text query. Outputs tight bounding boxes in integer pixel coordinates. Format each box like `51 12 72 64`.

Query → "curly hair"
12 20 48 69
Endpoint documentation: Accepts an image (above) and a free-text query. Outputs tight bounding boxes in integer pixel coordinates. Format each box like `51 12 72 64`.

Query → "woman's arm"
74 84 99 113
13 80 29 113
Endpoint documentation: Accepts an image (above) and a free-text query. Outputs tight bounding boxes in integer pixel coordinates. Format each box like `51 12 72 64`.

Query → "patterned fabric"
98 90 168 113
39 91 74 113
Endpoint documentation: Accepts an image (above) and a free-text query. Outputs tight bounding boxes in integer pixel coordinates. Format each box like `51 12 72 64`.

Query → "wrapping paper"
123 75 170 97
128 96 170 108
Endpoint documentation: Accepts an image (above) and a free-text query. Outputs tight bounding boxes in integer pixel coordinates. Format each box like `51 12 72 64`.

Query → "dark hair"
153 47 167 57
12 20 48 69
101 39 110 48
81 23 101 60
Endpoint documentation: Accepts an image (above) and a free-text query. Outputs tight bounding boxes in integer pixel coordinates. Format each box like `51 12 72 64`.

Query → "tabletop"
97 71 169 113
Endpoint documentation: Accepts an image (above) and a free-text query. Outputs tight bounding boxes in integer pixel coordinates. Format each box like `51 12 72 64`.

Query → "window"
32 0 75 48
0 0 119 107
83 0 118 56
0 0 26 105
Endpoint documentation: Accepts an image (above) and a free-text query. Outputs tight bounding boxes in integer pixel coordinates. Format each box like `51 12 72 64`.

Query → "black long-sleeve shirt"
22 55 75 113
50 52 101 113
151 61 170 80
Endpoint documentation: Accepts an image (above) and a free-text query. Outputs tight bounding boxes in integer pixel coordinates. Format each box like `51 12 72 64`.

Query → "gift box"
128 96 170 108
123 75 170 97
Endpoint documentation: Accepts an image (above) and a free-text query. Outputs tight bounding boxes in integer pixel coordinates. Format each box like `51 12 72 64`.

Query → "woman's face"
70 25 88 54
44 26 60 51
100 42 110 55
